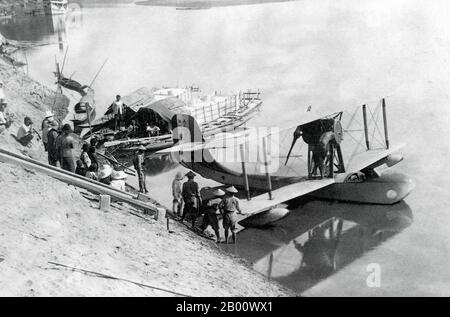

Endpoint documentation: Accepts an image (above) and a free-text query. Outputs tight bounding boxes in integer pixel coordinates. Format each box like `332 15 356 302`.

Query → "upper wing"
156 109 342 154
239 178 335 216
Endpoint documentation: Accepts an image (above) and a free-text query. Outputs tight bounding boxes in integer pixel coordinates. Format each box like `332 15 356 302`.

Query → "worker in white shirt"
112 95 124 131
16 116 34 147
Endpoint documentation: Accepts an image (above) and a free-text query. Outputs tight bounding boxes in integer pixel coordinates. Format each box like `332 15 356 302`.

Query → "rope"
47 261 192 297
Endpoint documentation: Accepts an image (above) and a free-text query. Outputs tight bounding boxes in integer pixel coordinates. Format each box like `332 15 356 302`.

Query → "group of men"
113 94 163 139
40 111 100 176
172 170 243 244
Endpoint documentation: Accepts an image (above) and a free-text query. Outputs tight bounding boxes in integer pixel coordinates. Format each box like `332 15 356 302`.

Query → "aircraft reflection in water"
223 199 413 293
143 154 179 176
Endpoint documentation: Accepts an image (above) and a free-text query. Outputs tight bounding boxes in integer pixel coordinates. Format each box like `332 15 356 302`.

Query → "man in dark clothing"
133 145 148 193
181 171 202 228
88 137 99 170
59 124 75 173
46 120 60 166
200 189 224 243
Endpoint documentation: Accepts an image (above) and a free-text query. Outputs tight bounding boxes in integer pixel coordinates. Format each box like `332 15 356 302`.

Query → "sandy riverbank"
0 60 293 296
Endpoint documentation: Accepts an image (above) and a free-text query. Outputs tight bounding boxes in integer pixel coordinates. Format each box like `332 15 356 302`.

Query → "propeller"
285 126 302 165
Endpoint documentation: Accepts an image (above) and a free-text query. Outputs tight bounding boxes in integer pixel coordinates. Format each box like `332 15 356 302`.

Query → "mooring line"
47 261 192 297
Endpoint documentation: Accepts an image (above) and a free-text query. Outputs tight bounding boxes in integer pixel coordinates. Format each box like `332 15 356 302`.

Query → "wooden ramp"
0 148 165 215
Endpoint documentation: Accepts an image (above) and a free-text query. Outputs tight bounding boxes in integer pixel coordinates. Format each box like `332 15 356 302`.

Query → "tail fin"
171 114 204 144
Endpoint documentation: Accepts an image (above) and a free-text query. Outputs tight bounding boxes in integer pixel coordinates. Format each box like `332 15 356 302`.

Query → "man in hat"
16 116 34 147
221 186 242 244
59 123 75 173
172 171 184 217
181 171 202 228
200 188 224 243
133 145 148 193
112 95 124 131
46 120 60 166
98 164 113 185
41 111 55 151
111 170 127 191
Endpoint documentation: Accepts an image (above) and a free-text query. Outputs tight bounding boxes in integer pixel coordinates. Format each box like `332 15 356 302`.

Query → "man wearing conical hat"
221 186 242 244
181 170 202 228
46 119 60 166
41 110 55 152
200 188 225 243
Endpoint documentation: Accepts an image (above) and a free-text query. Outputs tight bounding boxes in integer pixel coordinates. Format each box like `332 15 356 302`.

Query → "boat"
44 0 68 15
71 88 97 133
78 86 262 156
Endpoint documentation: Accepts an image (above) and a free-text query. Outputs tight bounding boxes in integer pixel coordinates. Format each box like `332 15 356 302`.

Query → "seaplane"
157 98 415 227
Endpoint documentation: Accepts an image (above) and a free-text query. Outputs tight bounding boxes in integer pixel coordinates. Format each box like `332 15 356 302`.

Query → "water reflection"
0 8 83 52
223 200 413 294
144 154 179 176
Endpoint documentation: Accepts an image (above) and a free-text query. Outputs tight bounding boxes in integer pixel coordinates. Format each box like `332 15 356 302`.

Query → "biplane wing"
341 143 406 179
239 178 335 216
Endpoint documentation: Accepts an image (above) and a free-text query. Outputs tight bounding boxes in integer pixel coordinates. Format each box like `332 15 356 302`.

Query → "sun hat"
111 170 127 180
98 164 113 179
226 186 238 193
49 120 59 129
62 123 72 132
175 171 184 180
213 189 225 196
44 110 55 119
185 171 196 178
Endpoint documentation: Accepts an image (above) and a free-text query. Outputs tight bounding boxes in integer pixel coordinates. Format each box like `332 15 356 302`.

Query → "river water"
1 0 450 296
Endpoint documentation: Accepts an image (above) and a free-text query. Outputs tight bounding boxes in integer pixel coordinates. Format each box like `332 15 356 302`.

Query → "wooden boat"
80 86 262 156
54 63 88 96
71 88 96 133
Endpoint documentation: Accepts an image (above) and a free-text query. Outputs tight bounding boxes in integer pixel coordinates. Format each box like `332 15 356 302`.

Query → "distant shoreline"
135 0 296 9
